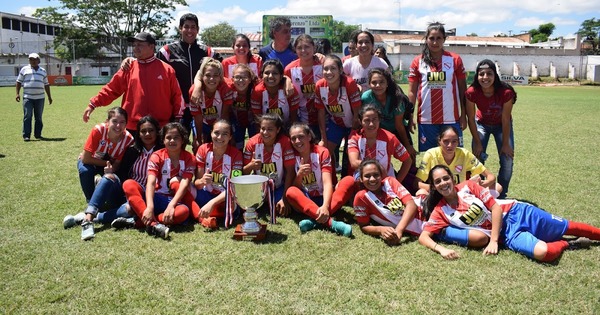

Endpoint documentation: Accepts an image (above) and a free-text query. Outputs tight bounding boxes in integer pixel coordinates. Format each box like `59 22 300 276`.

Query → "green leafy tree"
577 18 600 53
529 23 555 43
33 0 187 61
331 20 361 52
199 22 237 47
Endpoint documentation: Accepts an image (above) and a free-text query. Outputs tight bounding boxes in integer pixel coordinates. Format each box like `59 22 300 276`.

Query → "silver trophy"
230 175 268 237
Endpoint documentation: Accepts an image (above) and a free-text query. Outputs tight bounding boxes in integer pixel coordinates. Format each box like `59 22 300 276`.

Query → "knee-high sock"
122 179 146 220
286 186 337 227
157 204 190 225
566 221 600 240
170 181 202 221
330 176 357 214
541 240 569 262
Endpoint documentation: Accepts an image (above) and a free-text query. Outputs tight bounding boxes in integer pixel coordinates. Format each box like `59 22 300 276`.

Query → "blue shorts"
418 122 462 152
153 193 187 215
326 120 351 145
502 202 569 259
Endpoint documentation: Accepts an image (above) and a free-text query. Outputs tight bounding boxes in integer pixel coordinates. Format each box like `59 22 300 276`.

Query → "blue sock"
437 226 469 246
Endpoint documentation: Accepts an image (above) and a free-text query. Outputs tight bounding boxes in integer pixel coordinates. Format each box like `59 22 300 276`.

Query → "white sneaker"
81 221 95 240
63 212 85 229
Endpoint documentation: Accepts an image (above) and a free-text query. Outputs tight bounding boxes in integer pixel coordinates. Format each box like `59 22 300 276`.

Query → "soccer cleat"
568 237 591 249
63 212 85 229
330 220 352 237
81 221 95 241
148 223 170 239
111 217 135 229
299 219 318 233
200 217 218 229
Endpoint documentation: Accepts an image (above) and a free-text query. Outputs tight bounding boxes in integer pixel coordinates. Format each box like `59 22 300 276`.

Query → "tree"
199 22 237 47
331 20 361 52
33 0 187 61
577 18 600 53
529 23 555 43
466 33 478 37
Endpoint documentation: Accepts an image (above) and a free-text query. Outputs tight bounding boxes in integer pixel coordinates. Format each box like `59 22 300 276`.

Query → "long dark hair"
422 164 454 220
470 59 517 104
232 34 253 61
421 22 446 68
134 115 162 151
357 159 386 191
260 59 285 88
375 45 392 68
367 68 412 117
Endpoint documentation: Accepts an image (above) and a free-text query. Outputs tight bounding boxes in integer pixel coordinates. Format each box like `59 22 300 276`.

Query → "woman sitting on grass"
419 165 599 261
73 106 134 241
415 125 501 196
285 122 353 237
353 160 486 247
193 119 243 229
65 115 164 233
121 122 195 239
243 113 295 216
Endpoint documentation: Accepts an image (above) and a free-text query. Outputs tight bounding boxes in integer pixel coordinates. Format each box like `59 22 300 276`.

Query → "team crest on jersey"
455 165 463 173
272 152 281 160
100 140 106 146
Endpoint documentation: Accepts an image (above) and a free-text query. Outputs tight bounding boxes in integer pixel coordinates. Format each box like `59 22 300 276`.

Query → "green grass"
1 85 600 314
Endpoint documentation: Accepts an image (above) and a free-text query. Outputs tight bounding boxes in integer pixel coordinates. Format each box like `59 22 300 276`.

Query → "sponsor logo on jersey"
459 203 484 225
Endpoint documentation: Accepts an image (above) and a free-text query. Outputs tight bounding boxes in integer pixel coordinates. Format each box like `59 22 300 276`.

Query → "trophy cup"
231 175 269 241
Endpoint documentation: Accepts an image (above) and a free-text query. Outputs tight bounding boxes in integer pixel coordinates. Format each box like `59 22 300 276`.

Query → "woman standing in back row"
408 22 467 153
465 59 516 199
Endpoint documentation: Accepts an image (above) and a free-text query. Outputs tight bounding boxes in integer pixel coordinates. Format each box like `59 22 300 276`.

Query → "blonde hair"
195 57 224 85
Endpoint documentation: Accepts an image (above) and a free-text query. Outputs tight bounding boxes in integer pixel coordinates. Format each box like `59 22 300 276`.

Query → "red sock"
286 186 319 218
566 221 600 240
541 240 569 262
330 176 357 214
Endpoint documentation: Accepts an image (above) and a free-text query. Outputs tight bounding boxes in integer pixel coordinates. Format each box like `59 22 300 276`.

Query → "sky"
6 0 600 38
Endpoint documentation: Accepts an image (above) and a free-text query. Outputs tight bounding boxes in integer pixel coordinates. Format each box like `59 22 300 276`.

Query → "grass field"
0 85 599 314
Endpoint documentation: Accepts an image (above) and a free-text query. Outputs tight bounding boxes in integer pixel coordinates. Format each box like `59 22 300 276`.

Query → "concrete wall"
387 53 588 79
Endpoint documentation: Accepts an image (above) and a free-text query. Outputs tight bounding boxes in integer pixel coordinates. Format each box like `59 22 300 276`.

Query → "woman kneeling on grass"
353 160 487 246
419 165 599 261
122 122 195 239
415 125 501 196
285 123 353 236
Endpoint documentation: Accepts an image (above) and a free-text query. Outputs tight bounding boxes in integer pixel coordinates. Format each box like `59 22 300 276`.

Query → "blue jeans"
474 121 514 198
96 202 132 224
77 159 105 203
84 174 126 217
22 98 45 138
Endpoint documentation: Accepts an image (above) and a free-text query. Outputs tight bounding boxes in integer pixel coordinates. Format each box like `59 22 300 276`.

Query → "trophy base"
233 224 267 242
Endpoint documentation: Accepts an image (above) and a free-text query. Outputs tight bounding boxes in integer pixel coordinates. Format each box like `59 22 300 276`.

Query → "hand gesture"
250 158 262 172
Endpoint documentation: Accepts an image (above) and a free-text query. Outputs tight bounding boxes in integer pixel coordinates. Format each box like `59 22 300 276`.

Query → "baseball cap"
28 53 40 59
127 32 156 45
